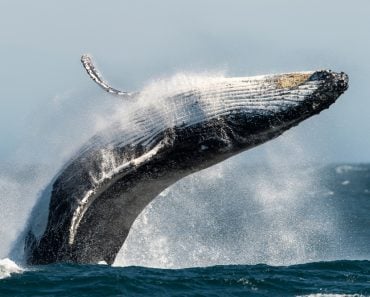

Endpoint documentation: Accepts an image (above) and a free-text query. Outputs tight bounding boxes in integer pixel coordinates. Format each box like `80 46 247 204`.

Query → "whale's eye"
276 73 311 89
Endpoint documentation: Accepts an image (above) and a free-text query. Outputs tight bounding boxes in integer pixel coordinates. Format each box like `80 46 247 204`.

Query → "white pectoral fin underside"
81 54 133 97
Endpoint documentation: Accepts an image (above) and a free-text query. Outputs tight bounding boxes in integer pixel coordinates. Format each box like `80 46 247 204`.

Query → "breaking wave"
0 258 23 280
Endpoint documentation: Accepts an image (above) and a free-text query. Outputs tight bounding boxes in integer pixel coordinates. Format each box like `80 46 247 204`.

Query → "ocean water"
0 261 369 297
0 163 369 296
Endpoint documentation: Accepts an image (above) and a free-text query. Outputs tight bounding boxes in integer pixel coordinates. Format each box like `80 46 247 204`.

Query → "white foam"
335 165 367 174
297 293 369 297
0 258 23 279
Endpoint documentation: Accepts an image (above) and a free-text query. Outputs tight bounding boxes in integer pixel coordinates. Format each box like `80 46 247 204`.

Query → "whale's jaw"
24 68 348 265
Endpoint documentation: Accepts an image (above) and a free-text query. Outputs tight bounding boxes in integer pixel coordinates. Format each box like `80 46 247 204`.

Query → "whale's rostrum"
24 55 348 265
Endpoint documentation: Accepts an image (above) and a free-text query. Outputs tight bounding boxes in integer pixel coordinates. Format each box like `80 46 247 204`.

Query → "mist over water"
0 72 367 270
0 89 121 259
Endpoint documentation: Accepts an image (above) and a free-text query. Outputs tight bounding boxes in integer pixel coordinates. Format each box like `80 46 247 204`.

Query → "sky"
0 0 369 162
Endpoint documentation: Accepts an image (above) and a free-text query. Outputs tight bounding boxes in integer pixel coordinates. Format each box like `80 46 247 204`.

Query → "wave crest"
0 258 23 279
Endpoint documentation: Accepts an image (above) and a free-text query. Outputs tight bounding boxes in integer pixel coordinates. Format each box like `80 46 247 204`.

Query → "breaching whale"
24 55 348 265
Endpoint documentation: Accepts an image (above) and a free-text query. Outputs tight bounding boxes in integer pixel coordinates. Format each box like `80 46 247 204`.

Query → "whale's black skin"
24 60 348 265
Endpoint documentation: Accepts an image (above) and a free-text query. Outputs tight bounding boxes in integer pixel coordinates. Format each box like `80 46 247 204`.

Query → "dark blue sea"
1 163 369 296
0 261 369 297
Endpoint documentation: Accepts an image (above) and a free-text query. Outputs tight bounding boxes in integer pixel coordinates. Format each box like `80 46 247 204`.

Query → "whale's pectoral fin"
81 54 134 97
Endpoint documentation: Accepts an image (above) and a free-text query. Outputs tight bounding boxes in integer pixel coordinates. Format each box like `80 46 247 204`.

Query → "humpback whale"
24 55 348 265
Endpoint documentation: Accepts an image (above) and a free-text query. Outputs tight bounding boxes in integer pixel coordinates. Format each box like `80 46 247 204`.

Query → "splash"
0 165 51 259
0 71 226 261
0 89 121 260
0 71 344 267
0 258 23 279
297 295 367 297
115 133 338 268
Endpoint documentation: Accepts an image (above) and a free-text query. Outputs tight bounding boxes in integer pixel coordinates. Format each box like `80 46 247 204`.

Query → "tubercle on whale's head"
308 69 348 86
293 69 349 112
306 70 349 95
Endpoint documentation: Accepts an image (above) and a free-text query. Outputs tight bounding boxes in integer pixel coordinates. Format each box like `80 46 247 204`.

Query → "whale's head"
175 70 349 153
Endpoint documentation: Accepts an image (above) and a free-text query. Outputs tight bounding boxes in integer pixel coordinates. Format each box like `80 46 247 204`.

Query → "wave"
0 258 23 280
335 164 368 174
0 260 369 296
297 293 368 297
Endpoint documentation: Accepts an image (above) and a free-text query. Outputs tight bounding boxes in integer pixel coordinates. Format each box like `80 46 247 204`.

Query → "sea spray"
0 258 23 279
115 132 338 268
0 165 51 259
0 89 122 260
0 71 227 262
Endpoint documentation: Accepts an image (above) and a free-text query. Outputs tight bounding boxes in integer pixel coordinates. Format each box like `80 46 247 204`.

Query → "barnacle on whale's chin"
276 73 312 89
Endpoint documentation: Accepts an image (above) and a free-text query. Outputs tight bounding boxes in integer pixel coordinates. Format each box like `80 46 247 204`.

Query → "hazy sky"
0 0 369 162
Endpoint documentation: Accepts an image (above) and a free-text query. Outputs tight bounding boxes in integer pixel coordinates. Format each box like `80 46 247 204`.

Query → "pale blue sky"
0 0 369 162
